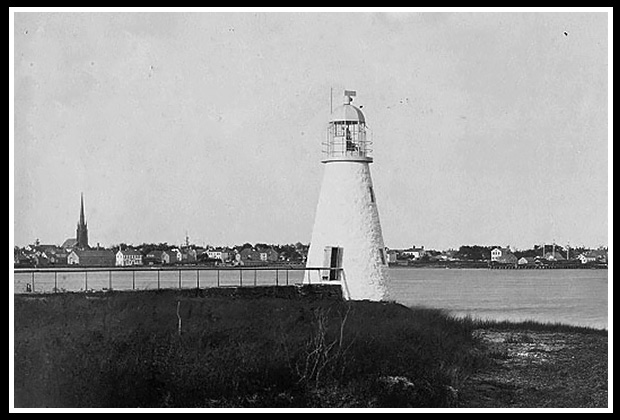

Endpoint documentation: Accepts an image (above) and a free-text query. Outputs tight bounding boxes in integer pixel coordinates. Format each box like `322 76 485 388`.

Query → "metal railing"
321 140 374 159
13 266 343 294
323 124 373 159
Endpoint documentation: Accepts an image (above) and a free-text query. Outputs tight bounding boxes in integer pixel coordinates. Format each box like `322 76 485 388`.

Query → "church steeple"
76 193 89 249
79 193 86 226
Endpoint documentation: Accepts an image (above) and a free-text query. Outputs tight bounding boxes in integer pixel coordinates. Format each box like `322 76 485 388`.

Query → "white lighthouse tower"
305 90 389 300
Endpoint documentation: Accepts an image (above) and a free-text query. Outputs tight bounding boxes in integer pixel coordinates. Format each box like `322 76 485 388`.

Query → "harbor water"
14 267 608 330
387 268 608 330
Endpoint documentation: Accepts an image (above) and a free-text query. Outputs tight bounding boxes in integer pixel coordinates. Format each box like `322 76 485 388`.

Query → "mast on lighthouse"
305 90 389 301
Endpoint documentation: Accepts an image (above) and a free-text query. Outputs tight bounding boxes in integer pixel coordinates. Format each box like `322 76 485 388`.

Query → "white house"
400 246 426 260
205 248 235 262
67 250 80 265
491 247 517 263
206 249 224 261
116 249 143 266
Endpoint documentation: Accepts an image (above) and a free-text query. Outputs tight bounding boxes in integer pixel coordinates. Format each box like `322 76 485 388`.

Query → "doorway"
323 246 343 281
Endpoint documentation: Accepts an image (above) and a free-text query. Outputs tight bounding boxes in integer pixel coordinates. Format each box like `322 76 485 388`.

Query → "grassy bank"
13 289 607 408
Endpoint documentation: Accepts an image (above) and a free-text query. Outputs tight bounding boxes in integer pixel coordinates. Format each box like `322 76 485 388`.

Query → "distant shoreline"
388 263 608 270
13 262 608 271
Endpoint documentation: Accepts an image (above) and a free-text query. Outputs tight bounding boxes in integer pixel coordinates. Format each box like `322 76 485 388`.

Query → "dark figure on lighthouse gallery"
345 126 358 152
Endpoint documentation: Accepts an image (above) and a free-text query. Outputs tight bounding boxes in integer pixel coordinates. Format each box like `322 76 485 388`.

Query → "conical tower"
304 90 389 300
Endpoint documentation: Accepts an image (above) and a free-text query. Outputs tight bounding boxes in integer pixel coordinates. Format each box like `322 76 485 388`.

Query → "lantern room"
322 91 373 163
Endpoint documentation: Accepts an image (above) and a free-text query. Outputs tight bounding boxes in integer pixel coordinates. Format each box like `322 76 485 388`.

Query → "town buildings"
517 256 536 266
12 194 606 271
400 246 427 260
14 240 607 269
576 249 608 265
237 246 279 265
544 251 566 262
490 247 518 264
204 247 236 263
115 249 143 266
67 249 115 267
144 250 179 265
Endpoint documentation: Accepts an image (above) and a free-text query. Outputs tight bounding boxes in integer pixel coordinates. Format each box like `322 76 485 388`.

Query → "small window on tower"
369 187 375 203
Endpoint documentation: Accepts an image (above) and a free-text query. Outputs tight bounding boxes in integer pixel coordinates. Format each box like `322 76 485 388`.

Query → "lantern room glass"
323 120 372 161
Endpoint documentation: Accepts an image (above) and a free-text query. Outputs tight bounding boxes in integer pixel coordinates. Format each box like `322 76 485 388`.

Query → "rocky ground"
460 329 608 408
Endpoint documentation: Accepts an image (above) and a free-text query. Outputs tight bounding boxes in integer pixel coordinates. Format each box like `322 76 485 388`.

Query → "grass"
12 289 607 408
468 317 607 335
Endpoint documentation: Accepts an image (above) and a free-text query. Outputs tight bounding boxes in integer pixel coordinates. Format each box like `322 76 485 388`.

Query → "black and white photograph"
10 8 611 411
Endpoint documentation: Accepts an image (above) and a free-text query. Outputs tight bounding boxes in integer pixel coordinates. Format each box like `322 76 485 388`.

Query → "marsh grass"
468 318 607 335
13 290 605 408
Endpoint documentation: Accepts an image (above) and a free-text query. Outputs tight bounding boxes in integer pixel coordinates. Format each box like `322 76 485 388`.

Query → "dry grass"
13 289 607 408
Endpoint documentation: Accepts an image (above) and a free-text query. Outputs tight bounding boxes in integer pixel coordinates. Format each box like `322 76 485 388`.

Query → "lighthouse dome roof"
330 103 366 124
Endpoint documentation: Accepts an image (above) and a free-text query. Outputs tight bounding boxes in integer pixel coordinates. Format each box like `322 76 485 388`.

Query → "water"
14 267 608 330
387 268 608 330
13 268 299 294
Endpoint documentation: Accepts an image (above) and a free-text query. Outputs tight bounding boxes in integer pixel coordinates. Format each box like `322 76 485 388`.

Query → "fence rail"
13 266 342 294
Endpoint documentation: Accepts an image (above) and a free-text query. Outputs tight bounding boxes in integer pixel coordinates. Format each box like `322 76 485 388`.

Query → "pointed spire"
80 192 86 226
76 193 89 249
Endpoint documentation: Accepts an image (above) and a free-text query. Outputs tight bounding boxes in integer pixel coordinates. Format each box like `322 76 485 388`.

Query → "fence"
13 266 343 294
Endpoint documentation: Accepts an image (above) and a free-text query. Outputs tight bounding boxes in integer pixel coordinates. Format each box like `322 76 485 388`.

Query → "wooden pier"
488 262 605 270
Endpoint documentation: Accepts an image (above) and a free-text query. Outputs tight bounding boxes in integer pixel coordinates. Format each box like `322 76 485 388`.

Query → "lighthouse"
305 90 389 301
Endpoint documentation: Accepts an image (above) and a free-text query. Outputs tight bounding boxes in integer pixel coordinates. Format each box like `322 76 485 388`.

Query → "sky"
11 10 610 250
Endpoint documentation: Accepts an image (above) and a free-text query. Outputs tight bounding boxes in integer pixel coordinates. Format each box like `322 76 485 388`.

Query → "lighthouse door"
323 246 343 281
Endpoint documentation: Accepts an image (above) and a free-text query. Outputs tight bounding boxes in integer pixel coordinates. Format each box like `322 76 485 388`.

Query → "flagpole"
330 87 333 114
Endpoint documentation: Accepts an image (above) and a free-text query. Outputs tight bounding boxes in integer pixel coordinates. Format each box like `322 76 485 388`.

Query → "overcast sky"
12 11 609 250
